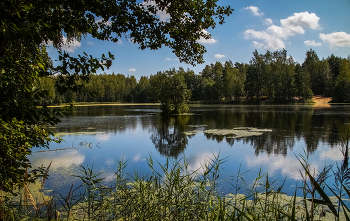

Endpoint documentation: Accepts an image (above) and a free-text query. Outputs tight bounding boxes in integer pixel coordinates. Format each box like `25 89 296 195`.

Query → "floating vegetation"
55 131 105 136
183 130 203 136
171 113 201 116
187 124 208 128
34 147 77 153
183 127 272 138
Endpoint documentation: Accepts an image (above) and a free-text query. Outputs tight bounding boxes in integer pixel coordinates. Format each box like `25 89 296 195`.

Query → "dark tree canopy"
0 0 233 193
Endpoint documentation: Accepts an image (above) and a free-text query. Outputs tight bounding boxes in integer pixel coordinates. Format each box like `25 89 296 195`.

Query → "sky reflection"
29 104 350 196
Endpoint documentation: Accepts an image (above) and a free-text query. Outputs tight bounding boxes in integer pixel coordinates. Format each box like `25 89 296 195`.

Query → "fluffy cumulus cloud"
304 40 322 47
320 32 350 49
197 30 218 44
244 6 264 16
214 54 226 59
244 11 320 50
264 18 273 26
129 68 136 72
47 36 81 52
166 58 171 61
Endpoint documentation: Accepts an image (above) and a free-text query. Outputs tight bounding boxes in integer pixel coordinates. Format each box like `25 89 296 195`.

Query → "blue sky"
47 0 350 80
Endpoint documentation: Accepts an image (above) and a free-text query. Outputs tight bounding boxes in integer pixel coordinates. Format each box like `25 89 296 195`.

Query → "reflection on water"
151 115 189 158
30 104 350 195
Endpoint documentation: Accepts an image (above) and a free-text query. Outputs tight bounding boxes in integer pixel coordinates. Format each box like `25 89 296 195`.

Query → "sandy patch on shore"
313 95 331 107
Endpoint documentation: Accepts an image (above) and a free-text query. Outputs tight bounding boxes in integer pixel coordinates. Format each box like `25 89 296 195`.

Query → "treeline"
37 49 350 105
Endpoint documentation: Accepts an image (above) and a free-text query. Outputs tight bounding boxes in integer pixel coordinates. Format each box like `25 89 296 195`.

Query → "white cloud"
244 6 264 16
264 18 273 26
304 40 322 47
142 0 170 21
31 149 85 173
244 11 320 50
95 133 110 142
319 148 344 161
129 68 136 72
104 172 116 182
47 36 81 52
116 39 123 45
133 153 142 162
105 159 114 165
245 29 286 49
245 154 321 180
214 54 226 59
186 152 218 175
87 42 94 45
197 30 217 44
95 18 112 26
252 41 266 49
320 32 350 49
166 58 171 61
128 38 136 44
281 12 320 30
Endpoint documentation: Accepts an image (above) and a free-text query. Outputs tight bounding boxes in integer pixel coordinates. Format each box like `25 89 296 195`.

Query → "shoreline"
43 96 334 108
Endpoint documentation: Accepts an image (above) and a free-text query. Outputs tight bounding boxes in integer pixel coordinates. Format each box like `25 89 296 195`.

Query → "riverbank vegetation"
1 137 349 220
36 49 350 106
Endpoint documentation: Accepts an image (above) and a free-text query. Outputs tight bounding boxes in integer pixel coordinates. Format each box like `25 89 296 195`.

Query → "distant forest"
38 49 350 105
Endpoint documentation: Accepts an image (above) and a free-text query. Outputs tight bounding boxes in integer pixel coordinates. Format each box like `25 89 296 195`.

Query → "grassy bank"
44 102 161 108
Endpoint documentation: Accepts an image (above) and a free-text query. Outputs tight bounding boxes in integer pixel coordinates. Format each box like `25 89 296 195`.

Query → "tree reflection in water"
55 105 350 157
150 115 190 158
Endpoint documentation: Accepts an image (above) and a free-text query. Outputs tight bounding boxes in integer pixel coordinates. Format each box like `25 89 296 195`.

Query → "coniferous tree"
333 59 350 102
245 50 266 102
294 64 313 102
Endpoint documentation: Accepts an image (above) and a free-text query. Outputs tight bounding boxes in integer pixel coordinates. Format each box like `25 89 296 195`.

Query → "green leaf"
299 160 338 216
305 198 334 206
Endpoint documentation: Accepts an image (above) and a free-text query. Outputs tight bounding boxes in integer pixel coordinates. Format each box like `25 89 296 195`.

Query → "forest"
38 49 350 106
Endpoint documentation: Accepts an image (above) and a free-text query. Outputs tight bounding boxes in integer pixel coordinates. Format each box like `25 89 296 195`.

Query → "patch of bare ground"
313 95 332 107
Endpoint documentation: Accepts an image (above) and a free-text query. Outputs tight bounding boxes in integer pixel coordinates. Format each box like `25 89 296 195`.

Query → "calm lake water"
30 104 350 196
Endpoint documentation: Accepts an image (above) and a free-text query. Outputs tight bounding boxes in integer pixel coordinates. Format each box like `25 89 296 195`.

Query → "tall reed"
2 149 350 220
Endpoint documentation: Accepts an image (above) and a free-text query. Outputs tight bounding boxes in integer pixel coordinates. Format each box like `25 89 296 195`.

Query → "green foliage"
245 50 268 103
333 59 350 103
149 69 191 114
295 64 313 102
273 50 296 102
28 49 350 106
223 61 245 101
302 49 332 96
303 49 321 95
0 0 233 194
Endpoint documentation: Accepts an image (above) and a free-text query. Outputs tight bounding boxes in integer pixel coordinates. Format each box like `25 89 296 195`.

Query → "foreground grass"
1 139 350 220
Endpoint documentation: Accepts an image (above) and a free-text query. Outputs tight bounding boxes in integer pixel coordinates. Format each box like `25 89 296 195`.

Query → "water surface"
30 104 350 196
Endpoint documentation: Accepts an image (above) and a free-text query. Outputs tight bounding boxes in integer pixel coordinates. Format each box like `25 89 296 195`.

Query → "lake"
30 104 350 196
